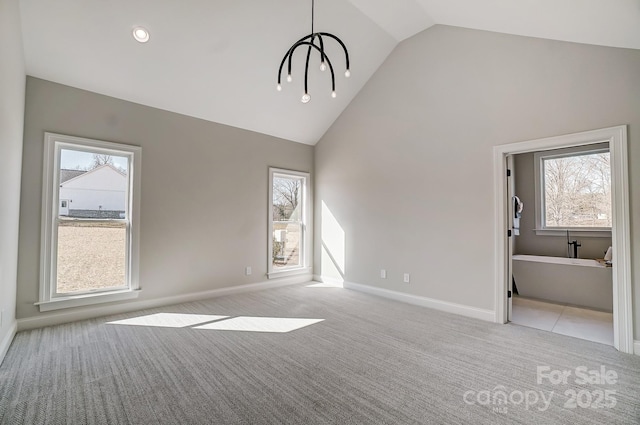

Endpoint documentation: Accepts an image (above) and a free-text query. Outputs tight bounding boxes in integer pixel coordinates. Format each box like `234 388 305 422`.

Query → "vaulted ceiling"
19 0 640 145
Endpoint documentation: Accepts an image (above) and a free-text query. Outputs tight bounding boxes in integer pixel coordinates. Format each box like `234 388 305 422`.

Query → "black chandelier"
277 0 350 103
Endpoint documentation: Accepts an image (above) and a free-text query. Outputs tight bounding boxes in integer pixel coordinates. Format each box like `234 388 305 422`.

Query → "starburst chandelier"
277 0 350 103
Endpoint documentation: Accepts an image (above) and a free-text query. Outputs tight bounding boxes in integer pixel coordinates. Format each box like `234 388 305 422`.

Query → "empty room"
2 0 640 423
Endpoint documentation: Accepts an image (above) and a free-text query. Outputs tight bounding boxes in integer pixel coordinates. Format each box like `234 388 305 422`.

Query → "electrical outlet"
403 273 410 283
245 266 252 276
380 269 387 279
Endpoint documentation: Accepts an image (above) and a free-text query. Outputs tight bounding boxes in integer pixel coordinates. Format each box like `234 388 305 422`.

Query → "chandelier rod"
311 0 314 35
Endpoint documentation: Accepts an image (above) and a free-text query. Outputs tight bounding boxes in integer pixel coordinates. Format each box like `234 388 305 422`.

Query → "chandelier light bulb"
331 91 337 98
132 27 150 43
277 84 282 91
287 74 292 83
320 62 327 72
345 69 351 78
301 93 311 103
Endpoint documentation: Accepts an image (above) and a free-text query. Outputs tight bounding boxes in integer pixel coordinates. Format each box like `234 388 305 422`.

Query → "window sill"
36 289 141 312
533 229 612 238
267 267 312 280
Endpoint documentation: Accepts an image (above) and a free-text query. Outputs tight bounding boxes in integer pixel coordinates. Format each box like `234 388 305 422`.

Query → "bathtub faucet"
566 230 581 258
568 240 581 258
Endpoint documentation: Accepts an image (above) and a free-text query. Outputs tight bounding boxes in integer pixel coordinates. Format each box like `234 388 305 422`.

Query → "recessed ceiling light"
132 27 150 43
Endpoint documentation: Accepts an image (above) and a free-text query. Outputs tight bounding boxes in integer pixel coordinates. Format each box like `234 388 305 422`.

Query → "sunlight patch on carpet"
108 313 229 328
194 316 324 333
306 282 344 288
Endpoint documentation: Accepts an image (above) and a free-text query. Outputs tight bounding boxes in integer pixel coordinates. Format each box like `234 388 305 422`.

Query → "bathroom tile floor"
511 296 613 346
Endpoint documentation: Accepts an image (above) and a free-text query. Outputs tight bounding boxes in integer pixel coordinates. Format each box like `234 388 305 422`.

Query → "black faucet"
568 240 581 258
566 230 581 258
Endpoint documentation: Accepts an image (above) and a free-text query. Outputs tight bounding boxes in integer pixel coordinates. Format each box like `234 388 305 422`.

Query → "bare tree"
273 178 301 221
91 154 114 169
544 152 611 227
589 152 612 226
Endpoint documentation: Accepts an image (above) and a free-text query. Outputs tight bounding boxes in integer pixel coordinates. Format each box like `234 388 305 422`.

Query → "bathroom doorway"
508 146 614 345
494 126 633 353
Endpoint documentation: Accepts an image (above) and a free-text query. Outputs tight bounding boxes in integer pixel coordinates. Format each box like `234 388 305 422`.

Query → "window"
268 168 311 278
39 133 141 311
534 144 611 235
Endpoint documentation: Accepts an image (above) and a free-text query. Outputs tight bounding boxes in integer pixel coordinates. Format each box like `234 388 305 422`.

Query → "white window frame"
533 142 612 237
267 168 312 279
37 133 142 312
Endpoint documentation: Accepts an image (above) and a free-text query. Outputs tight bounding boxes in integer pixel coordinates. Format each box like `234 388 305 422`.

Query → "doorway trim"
493 125 633 354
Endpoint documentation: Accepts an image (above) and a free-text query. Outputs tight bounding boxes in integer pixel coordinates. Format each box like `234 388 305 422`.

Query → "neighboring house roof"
60 164 127 187
112 165 127 177
60 169 87 184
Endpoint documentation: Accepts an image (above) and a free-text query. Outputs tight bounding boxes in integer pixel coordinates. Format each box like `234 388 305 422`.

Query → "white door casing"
493 125 633 354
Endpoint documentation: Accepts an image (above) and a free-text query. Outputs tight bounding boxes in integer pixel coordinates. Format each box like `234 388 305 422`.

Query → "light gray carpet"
1 283 639 424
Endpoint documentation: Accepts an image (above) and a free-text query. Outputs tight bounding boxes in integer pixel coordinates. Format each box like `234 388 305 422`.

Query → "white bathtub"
512 255 613 312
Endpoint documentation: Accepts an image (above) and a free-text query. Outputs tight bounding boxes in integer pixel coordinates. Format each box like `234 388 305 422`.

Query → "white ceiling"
19 0 640 145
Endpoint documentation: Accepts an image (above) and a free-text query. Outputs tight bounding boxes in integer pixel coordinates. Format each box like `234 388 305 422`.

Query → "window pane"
543 151 611 228
56 221 127 293
56 148 129 293
272 175 303 270
272 222 302 269
59 149 129 219
272 175 302 222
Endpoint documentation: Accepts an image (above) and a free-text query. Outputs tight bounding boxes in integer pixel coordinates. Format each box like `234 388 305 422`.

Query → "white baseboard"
0 320 17 366
336 279 495 322
17 274 311 332
634 340 640 357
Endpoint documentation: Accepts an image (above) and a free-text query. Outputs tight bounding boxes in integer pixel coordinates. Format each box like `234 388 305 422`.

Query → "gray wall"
17 77 313 322
0 0 26 361
513 152 612 259
314 25 640 338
